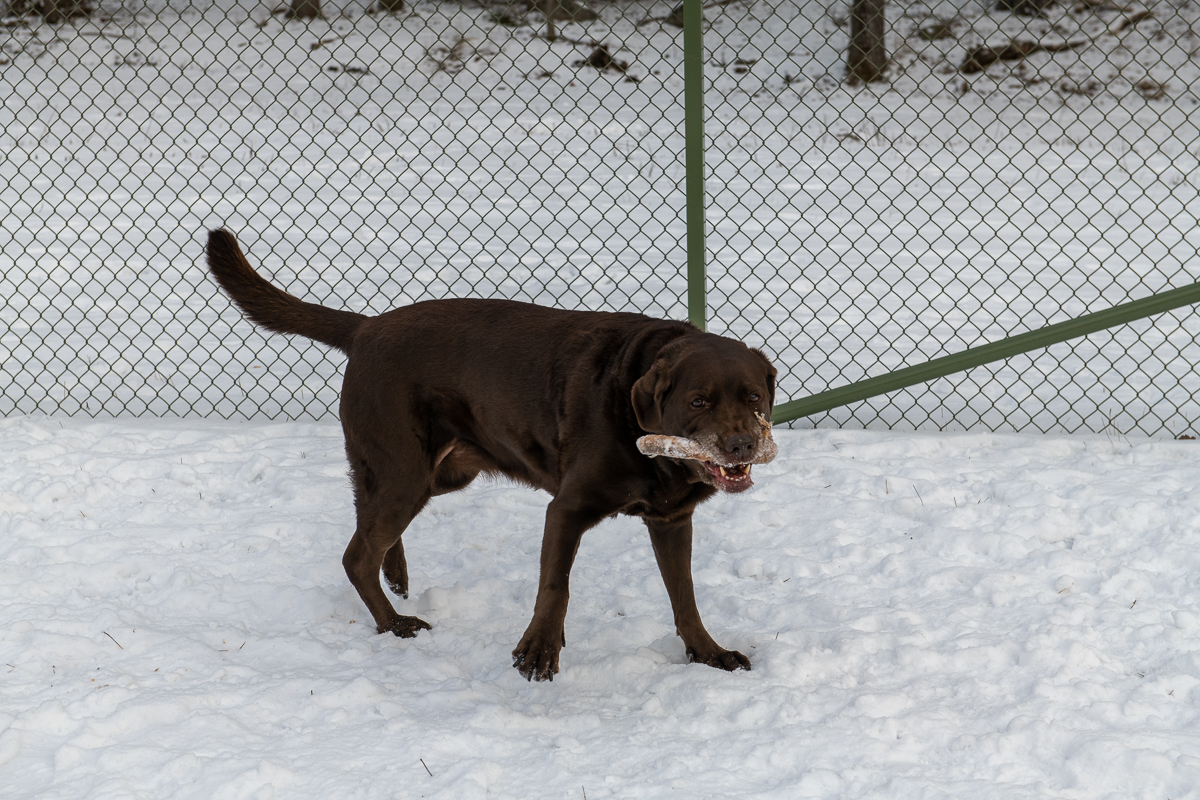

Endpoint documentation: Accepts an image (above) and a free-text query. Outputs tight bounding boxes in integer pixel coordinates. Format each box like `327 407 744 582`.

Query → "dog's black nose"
723 433 754 461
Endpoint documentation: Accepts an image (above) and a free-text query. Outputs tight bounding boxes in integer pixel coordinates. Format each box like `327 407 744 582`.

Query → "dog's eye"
748 394 760 403
690 398 707 408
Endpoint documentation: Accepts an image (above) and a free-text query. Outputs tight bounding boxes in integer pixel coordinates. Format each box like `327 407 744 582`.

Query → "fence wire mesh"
2 0 1199 434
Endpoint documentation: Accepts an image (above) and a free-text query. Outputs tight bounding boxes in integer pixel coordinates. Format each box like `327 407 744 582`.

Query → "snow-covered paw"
384 576 409 599
512 630 563 681
688 646 751 672
380 615 431 638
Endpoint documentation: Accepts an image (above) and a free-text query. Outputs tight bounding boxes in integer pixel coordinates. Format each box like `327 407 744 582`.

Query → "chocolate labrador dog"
205 229 777 680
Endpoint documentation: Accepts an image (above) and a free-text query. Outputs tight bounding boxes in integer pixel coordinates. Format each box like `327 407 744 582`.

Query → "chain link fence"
2 0 1199 434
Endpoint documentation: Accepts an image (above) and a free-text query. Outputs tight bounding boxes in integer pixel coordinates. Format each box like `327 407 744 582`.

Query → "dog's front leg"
645 514 750 672
512 498 599 681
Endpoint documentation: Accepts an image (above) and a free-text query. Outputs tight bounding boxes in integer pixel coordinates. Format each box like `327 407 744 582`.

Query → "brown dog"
205 229 777 680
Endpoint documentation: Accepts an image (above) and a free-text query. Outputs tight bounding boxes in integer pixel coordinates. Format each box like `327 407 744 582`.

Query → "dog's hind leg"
344 500 431 638
343 447 433 638
381 440 487 600
382 539 410 599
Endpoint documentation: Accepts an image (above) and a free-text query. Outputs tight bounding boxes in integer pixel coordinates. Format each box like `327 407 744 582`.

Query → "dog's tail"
205 229 366 353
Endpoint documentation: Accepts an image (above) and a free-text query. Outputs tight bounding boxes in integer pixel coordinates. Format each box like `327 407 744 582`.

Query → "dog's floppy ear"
753 348 777 408
632 360 671 433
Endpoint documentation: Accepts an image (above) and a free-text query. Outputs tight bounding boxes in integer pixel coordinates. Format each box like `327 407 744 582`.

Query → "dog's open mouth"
704 461 753 492
636 413 776 494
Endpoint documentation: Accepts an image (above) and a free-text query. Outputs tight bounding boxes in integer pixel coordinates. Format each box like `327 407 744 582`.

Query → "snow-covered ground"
2 415 1200 798
3 0 1200 432
5 8 1200 794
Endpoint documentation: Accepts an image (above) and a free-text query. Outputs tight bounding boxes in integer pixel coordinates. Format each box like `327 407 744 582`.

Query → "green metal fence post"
684 0 706 331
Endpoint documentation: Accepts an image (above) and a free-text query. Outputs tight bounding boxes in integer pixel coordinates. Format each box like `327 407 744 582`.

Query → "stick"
1108 8 1153 34
420 759 433 777
102 631 124 650
311 32 355 51
960 10 1155 73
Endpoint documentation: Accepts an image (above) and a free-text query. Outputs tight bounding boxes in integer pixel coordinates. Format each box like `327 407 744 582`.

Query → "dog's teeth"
719 466 728 477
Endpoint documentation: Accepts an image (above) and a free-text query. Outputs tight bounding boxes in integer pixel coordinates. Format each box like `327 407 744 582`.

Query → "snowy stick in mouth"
636 412 777 492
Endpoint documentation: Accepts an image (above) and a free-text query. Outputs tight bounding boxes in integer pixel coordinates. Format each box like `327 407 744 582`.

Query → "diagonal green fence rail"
773 279 1200 424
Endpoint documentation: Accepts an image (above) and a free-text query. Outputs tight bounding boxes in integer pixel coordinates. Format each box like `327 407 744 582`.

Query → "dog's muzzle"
636 413 777 493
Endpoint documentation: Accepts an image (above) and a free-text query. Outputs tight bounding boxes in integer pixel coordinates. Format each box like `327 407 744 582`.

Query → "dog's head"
632 335 777 493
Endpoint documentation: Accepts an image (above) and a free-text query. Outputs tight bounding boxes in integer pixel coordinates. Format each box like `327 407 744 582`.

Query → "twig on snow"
77 32 135 40
961 9 1155 73
311 30 358 51
1109 8 1153 33
102 631 124 649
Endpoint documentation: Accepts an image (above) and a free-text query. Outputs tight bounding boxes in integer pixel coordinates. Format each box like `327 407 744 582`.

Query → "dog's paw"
380 615 431 638
688 647 751 672
385 577 409 599
511 632 563 682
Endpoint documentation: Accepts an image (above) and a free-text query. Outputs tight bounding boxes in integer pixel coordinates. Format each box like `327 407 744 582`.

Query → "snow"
3 415 1200 797
5 1 1200 795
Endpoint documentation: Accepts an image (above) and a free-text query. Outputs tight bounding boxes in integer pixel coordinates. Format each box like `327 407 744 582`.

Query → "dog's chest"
618 475 714 522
